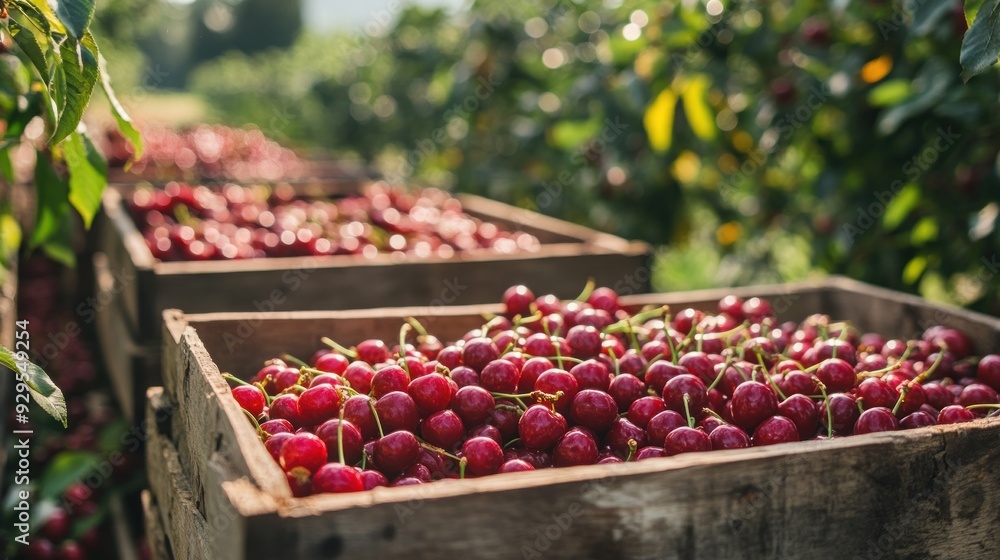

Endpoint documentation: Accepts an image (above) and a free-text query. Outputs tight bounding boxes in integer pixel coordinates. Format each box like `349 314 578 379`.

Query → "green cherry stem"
281 354 310 368
683 393 695 429
321 337 357 359
625 439 638 462
368 399 385 438
337 407 346 465
574 278 597 302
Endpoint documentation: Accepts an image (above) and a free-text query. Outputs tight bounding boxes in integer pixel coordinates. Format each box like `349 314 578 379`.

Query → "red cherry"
937 405 976 425
778 394 820 439
820 393 860 435
709 424 751 449
342 395 379 440
298 384 342 426
373 431 421 475
608 373 647 412
232 385 266 417
976 354 1000 390
646 410 687 443
481 359 520 393
534 368 578 413
664 427 712 455
751 416 799 446
374 391 420 433
407 373 452 416
958 383 999 412
265 433 294 461
279 433 327 473
499 459 535 473
552 428 599 467
462 437 504 476
900 411 937 430
661 374 707 415
627 396 666 429
518 405 568 450
730 381 778 431
854 407 899 435
371 365 410 398
269 394 304 428
315 419 364 464
452 386 495 428
356 339 390 364
421 410 466 451
314 352 350 375
462 337 500 373
569 359 611 392
815 358 856 393
606 417 647 457
342 361 375 395
313 463 364 494
503 285 535 317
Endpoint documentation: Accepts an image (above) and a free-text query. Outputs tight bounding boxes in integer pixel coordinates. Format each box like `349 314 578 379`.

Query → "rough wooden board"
141 490 171 560
145 388 220 560
96 184 652 342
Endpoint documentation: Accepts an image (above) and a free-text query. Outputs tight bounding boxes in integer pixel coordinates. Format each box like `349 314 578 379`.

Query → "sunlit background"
89 0 1000 314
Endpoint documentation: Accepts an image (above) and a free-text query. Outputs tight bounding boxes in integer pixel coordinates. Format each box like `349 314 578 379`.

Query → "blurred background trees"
92 0 1000 314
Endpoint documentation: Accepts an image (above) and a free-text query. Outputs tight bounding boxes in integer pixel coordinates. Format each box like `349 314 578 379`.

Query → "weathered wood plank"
141 490 170 560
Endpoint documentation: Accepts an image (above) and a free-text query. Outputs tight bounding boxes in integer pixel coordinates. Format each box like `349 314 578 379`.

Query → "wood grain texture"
155 278 1000 560
95 185 652 342
141 490 170 560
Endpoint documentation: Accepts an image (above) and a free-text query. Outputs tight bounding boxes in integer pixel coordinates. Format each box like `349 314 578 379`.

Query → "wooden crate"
141 490 171 560
94 184 652 342
150 277 1000 560
93 182 650 418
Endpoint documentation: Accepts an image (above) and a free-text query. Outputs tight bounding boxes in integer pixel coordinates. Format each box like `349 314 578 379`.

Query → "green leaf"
0 205 22 265
50 0 95 39
39 452 99 500
0 345 68 427
967 0 987 26
867 80 911 107
22 0 67 33
681 75 716 141
29 150 70 249
910 217 940 245
903 255 928 285
98 52 143 164
64 131 107 228
960 0 1000 82
883 183 921 231
877 61 951 135
7 19 49 78
549 118 602 151
51 35 99 144
912 1 956 36
644 88 677 152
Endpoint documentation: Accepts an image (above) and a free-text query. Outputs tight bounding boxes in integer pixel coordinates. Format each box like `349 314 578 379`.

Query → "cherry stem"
966 404 1000 410
662 325 679 365
223 373 250 387
574 278 596 302
399 323 412 376
241 408 266 440
625 439 638 462
503 437 522 449
855 397 865 415
604 306 668 333
706 356 733 392
913 343 949 385
459 457 468 479
367 399 385 438
321 337 357 359
696 333 704 353
756 351 787 400
512 311 543 328
815 379 833 439
337 407 346 465
281 354 309 369
481 315 506 335
405 317 429 337
683 393 695 429
420 441 461 462
891 384 909 416
495 403 523 415
701 407 726 422
499 341 516 356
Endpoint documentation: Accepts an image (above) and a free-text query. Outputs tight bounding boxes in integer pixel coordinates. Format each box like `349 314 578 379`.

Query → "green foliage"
192 0 1000 314
0 0 139 425
962 0 1000 80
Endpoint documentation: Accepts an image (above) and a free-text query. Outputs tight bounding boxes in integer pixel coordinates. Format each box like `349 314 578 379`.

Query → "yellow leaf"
644 88 677 152
682 75 717 140
861 55 893 84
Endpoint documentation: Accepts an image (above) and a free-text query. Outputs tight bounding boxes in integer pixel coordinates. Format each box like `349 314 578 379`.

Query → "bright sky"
303 0 467 31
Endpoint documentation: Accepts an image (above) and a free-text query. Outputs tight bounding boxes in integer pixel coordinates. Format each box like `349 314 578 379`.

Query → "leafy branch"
961 0 1000 81
0 0 143 427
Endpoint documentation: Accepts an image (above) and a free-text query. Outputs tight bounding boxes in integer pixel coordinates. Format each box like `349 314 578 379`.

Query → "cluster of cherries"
226 283 1000 496
104 124 307 182
14 258 145 560
129 183 540 262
